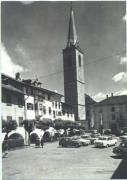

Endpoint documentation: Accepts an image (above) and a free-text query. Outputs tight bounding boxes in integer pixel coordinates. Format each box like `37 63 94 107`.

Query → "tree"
2 120 18 138
54 119 65 130
23 120 35 145
36 119 53 131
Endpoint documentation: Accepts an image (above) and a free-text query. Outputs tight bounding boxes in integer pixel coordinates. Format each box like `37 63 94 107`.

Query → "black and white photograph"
1 0 127 179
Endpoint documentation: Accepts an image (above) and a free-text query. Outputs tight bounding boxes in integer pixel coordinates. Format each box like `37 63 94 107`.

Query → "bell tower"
63 4 86 121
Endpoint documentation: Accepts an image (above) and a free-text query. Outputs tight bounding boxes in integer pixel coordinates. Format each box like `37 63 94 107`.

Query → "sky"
1 1 127 102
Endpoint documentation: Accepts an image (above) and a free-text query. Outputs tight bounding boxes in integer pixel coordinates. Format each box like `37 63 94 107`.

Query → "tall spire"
67 2 78 47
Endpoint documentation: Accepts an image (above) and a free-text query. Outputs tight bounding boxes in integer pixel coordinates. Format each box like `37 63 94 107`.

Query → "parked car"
79 137 91 146
87 130 98 134
94 136 117 148
113 140 127 158
72 136 90 146
103 129 112 135
59 137 81 148
120 134 127 141
89 134 101 144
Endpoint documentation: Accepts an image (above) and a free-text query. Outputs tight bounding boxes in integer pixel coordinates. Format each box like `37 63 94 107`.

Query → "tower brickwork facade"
63 5 86 121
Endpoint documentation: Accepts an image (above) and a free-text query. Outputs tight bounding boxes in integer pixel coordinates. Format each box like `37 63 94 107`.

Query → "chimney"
15 72 21 81
111 93 113 97
106 95 108 99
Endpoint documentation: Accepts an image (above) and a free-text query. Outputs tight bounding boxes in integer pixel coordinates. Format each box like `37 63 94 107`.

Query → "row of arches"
7 130 58 144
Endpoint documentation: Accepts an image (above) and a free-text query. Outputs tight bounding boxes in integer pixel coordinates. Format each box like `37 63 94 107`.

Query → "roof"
67 5 78 47
85 94 96 105
2 84 24 94
97 95 127 106
2 73 63 97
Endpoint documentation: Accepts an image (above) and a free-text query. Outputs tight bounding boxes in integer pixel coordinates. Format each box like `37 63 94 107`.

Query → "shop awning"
40 118 53 125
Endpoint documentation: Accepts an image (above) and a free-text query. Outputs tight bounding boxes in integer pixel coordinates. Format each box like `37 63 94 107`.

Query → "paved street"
2 142 125 179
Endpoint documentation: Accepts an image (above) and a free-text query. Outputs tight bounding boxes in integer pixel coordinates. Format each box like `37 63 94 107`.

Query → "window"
58 112 61 116
49 107 51 115
59 103 61 109
62 111 65 115
27 103 33 110
112 114 115 120
35 103 38 110
6 94 12 106
26 88 31 95
55 101 57 108
19 117 23 127
53 111 55 118
111 107 115 112
43 106 46 114
18 97 23 107
78 55 81 67
39 104 43 111
7 116 12 121
67 113 69 117
48 94 51 101
52 101 54 107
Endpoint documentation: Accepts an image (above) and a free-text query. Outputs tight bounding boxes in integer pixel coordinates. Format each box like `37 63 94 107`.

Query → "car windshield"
91 135 97 138
99 137 107 140
81 136 89 139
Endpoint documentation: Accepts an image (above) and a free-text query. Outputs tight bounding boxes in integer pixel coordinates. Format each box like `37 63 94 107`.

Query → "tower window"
78 55 81 67
111 107 115 112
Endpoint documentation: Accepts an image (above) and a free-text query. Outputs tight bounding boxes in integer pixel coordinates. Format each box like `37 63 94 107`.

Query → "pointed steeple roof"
67 3 78 47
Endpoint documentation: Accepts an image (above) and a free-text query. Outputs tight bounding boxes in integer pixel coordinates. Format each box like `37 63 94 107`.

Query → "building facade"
2 74 25 126
85 94 96 129
63 6 86 121
93 94 127 132
1 73 75 126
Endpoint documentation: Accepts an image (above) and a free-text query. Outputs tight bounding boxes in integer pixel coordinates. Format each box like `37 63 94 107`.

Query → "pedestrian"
2 139 9 158
35 137 40 148
41 137 44 148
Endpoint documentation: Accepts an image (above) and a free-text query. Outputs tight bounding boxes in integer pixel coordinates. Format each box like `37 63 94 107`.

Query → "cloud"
120 56 127 65
112 55 127 83
15 44 29 59
20 1 33 5
114 89 127 96
123 14 127 22
92 92 107 102
112 72 127 82
1 44 27 78
93 89 127 102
